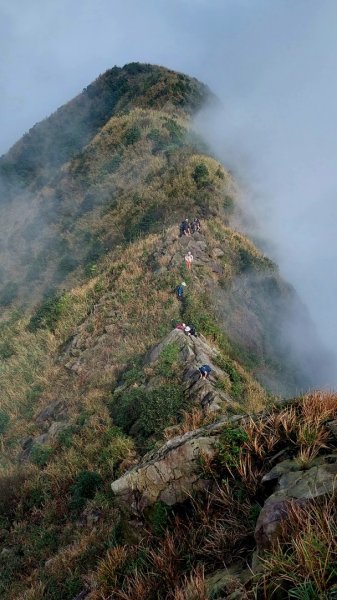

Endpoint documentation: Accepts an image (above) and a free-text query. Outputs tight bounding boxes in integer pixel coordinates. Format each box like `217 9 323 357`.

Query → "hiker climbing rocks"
185 251 194 269
176 281 186 300
191 217 201 234
181 219 191 236
199 364 211 379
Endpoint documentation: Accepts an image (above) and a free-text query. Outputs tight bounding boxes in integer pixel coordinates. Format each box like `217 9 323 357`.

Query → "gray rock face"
111 418 230 508
255 455 337 550
35 400 65 424
21 420 67 461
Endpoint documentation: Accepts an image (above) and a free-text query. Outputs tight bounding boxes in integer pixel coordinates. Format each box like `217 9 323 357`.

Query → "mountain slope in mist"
0 63 210 306
0 63 330 392
0 63 209 187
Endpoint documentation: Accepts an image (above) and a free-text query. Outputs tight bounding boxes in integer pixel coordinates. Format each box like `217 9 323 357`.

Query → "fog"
2 0 337 382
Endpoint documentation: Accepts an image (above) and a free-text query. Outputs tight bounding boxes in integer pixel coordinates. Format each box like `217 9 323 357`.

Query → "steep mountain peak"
0 63 210 188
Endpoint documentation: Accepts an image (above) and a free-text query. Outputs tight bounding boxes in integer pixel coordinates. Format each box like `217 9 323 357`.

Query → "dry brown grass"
301 390 337 425
172 566 208 600
242 392 337 467
15 582 46 600
257 495 337 597
163 408 209 440
94 545 129 595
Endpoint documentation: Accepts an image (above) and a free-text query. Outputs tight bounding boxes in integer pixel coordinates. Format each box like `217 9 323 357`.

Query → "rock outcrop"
111 417 233 508
143 328 233 412
110 329 241 507
255 454 337 550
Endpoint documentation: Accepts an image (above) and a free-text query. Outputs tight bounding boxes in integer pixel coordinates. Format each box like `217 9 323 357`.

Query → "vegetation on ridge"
0 63 333 599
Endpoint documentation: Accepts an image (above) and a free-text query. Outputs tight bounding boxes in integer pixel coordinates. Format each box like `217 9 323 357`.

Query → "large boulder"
255 454 337 550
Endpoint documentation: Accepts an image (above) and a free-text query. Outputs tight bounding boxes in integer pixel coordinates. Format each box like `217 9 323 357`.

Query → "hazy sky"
2 0 337 373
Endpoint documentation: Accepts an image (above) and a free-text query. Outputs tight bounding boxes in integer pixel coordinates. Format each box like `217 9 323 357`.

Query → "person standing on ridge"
185 251 194 269
181 219 191 236
191 217 201 233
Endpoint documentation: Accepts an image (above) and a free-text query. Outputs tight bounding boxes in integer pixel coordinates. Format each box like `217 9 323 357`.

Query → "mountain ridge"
0 63 334 600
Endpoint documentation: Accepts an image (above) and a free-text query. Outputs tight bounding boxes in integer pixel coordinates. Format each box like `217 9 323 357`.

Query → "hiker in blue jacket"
199 364 212 380
176 281 186 300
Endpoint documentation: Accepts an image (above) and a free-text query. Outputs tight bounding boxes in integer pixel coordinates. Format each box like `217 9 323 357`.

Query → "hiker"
181 219 191 236
185 251 194 269
184 325 197 337
176 322 187 331
189 325 197 337
191 217 201 234
199 364 212 380
179 222 184 237
176 281 186 300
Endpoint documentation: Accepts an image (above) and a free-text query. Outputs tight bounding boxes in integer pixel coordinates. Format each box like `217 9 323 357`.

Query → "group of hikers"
179 217 201 237
174 218 212 381
178 217 202 268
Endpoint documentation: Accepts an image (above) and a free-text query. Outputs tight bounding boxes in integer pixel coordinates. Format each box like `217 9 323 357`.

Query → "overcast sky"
2 0 337 376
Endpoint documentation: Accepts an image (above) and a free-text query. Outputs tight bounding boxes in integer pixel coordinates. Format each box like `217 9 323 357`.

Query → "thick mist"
193 4 337 385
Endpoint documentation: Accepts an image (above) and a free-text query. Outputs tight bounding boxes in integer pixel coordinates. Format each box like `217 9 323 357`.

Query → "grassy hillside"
0 63 333 599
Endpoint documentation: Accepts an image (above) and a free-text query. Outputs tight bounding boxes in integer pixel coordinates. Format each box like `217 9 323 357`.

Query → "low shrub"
56 254 79 277
0 410 10 435
111 388 145 433
27 292 70 333
121 360 144 385
217 425 249 469
214 356 243 399
145 501 172 536
0 340 15 359
70 470 103 511
139 384 186 439
122 126 141 146
155 342 180 378
192 163 210 188
111 383 186 441
0 470 27 517
223 194 234 212
30 444 53 467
